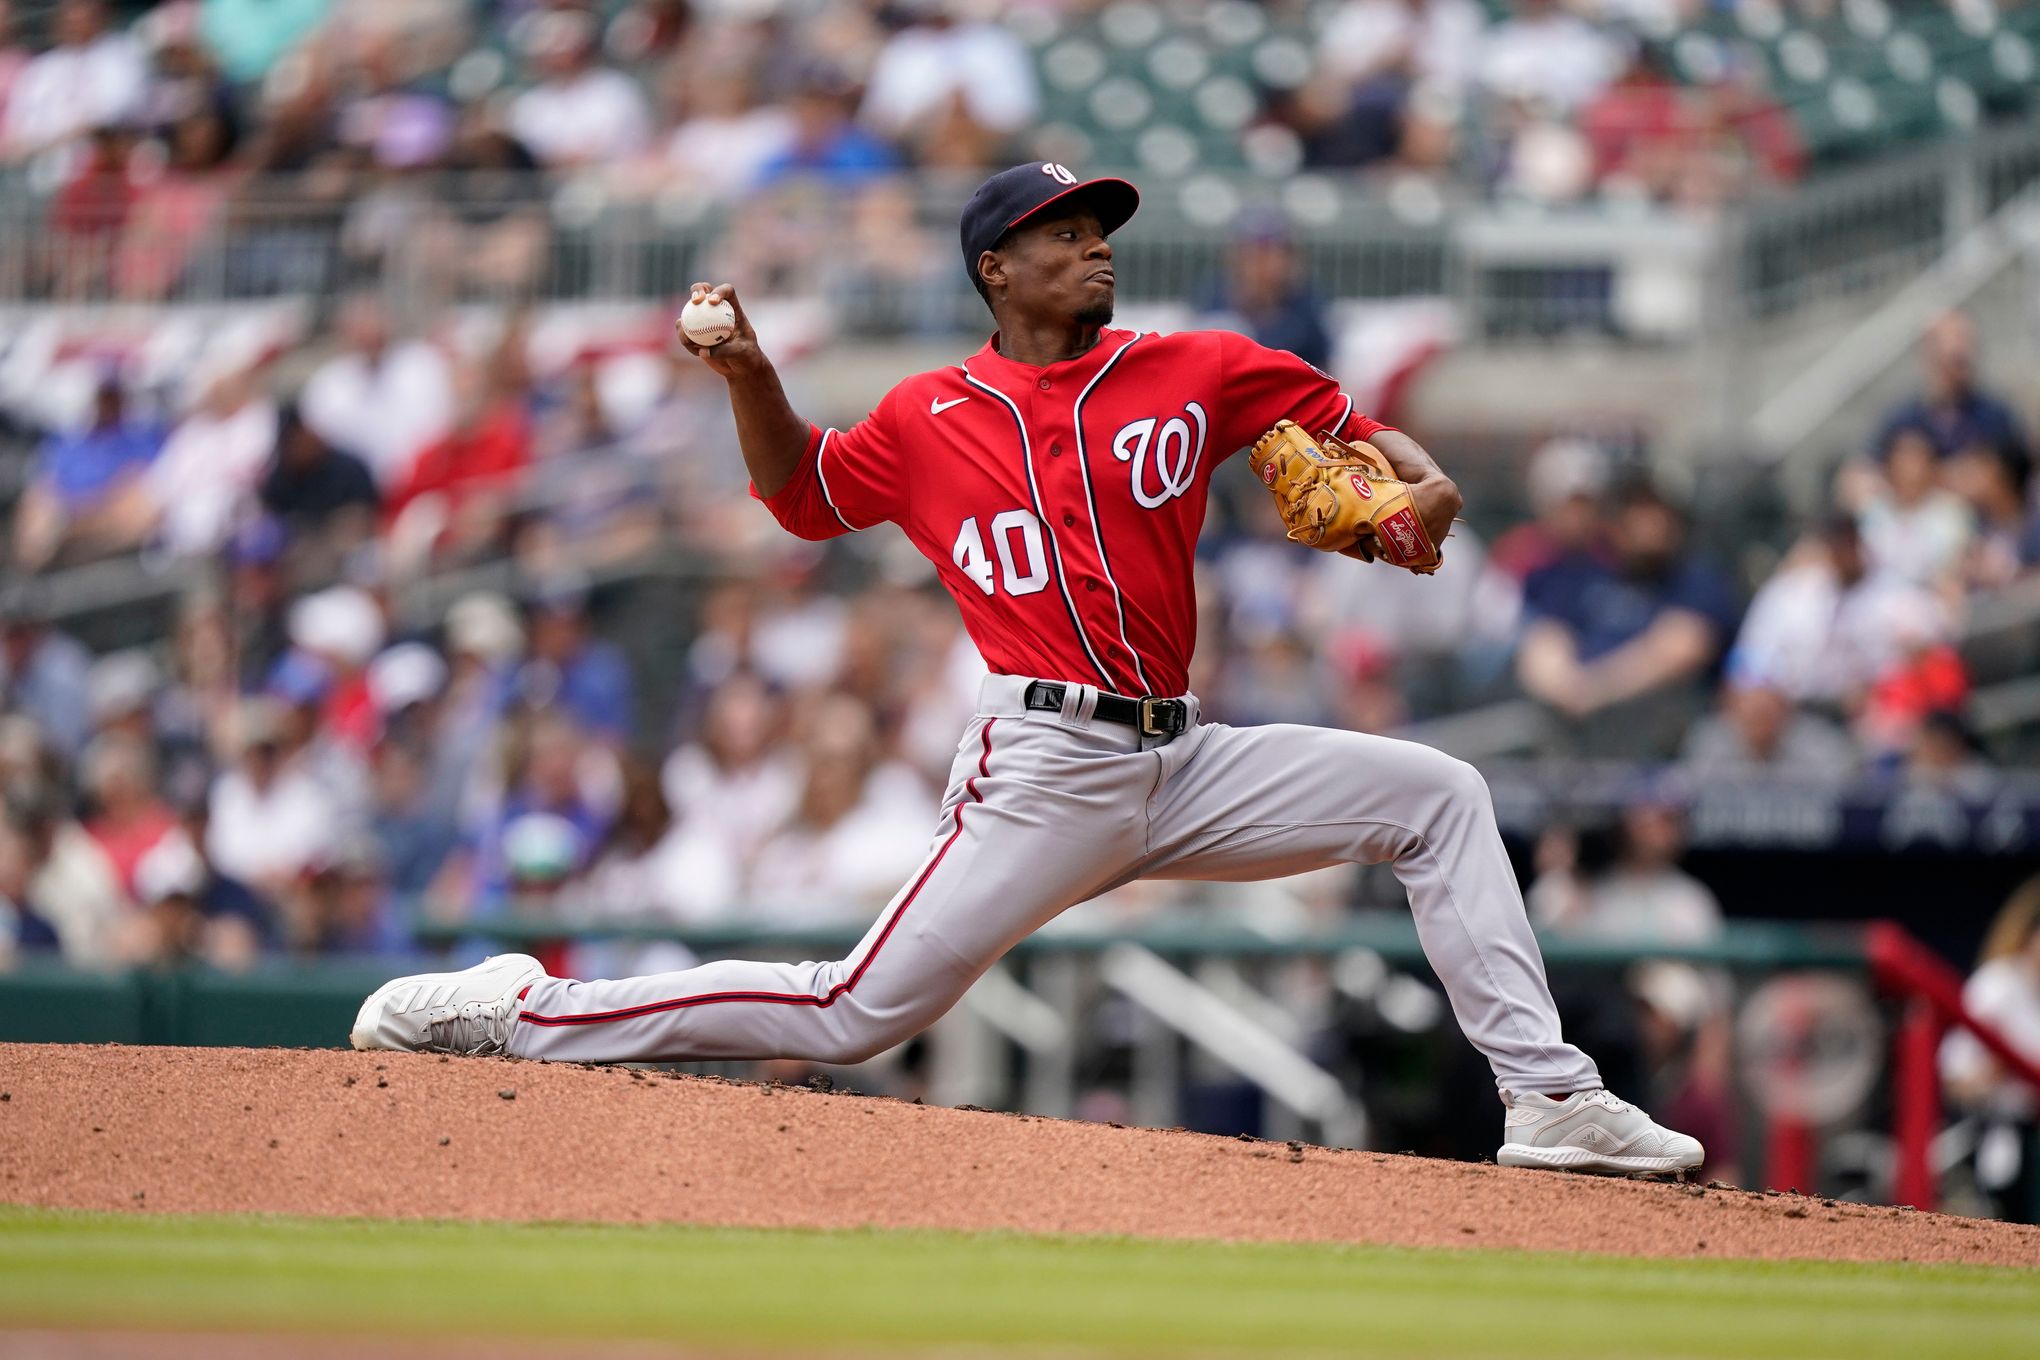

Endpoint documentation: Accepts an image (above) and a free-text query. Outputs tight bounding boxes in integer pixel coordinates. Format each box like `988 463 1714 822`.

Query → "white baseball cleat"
1497 1089 1704 1177
349 953 547 1056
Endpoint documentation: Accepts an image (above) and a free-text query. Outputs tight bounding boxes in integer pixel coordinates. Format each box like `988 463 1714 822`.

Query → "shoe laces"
1583 1090 1635 1114
425 998 510 1056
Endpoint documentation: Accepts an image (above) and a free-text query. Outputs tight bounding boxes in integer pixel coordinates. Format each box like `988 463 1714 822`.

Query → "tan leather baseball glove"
1249 420 1443 574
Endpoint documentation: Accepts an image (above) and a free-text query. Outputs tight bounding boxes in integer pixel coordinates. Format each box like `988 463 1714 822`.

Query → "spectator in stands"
0 583 93 761
858 2 1039 169
508 9 651 169
0 0 146 165
1678 681 1859 781
284 584 387 756
1874 313 2030 471
11 785 124 965
130 820 269 968
1515 481 1737 749
205 695 345 908
508 578 635 747
1902 708 1991 793
567 759 737 929
199 0 331 88
1578 44 1690 202
0 3 28 121
1860 422 1974 592
1477 0 1620 115
445 709 612 919
365 732 456 907
1530 792 1723 943
419 105 549 301
1195 211 1334 372
116 18 240 299
0 807 58 965
1948 437 2040 591
1486 435 1609 583
300 295 455 490
1728 514 1941 709
661 670 799 872
115 354 279 559
756 65 900 190
1300 0 1484 169
662 45 792 196
79 731 177 900
748 693 937 924
260 403 379 556
11 376 164 571
334 33 454 174
300 833 406 955
385 350 533 570
46 125 137 297
1942 876 2040 1223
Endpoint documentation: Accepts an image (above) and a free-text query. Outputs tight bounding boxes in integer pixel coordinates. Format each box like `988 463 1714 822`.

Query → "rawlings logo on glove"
1249 420 1443 574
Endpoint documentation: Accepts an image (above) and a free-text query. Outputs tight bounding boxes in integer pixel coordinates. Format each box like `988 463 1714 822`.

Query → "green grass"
0 1207 2035 1357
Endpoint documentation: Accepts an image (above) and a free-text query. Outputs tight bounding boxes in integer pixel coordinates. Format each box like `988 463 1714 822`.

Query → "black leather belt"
1023 681 1189 737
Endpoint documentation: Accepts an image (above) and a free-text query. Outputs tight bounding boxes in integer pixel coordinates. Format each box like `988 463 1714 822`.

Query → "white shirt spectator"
300 339 454 488
510 67 652 167
667 107 795 197
0 26 145 159
1860 491 1974 588
207 760 340 886
1477 8 1619 112
145 395 278 556
1321 0 1486 93
1940 958 2040 1119
659 743 801 868
859 20 1039 138
1729 561 1944 705
570 823 741 927
746 761 937 926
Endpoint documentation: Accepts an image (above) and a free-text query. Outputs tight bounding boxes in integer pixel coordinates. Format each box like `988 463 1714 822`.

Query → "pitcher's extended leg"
1143 723 1599 1095
505 715 1146 1064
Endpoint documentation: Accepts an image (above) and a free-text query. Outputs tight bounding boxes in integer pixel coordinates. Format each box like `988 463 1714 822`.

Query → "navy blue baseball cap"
960 162 1140 287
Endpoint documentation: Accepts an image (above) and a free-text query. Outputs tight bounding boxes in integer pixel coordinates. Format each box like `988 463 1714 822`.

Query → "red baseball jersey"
756 326 1393 697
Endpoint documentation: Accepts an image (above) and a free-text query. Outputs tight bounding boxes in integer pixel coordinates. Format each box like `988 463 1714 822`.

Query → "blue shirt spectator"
35 387 162 510
1516 484 1738 731
507 582 636 744
756 71 900 190
1523 548 1738 662
1874 312 2030 472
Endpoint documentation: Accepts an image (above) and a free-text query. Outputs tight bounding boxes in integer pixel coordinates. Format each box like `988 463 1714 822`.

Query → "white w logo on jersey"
1110 404 1208 509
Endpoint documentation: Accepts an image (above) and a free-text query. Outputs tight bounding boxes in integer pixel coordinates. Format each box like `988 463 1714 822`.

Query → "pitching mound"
3 1044 2036 1267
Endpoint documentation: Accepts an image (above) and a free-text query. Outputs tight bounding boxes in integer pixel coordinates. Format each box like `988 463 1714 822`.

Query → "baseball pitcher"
353 164 1703 1177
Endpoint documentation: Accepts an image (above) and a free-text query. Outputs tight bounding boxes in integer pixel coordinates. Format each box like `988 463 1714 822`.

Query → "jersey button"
1038 378 1051 391
1049 442 1062 457
1084 580 1098 592
1063 512 1076 527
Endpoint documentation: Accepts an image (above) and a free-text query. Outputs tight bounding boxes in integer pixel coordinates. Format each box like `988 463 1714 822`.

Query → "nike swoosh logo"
931 396 970 415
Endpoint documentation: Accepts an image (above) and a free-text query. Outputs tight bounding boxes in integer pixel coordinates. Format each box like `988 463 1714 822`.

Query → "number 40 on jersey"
952 510 1050 597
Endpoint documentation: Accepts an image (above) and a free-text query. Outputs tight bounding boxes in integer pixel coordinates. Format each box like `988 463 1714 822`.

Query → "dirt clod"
498 1089 516 1101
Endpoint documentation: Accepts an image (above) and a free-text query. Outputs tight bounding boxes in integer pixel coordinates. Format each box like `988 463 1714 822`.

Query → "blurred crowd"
0 0 1874 308
0 275 2031 983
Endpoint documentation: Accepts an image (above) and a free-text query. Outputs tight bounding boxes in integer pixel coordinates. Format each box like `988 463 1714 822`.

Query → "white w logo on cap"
1041 163 1077 186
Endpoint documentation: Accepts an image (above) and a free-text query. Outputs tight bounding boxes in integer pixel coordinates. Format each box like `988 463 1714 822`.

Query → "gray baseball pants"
508 675 1602 1095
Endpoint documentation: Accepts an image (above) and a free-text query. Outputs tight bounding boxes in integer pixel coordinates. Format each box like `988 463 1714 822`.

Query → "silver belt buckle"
1137 696 1183 737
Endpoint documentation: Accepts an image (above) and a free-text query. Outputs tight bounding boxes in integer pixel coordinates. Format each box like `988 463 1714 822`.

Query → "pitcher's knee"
808 1007 920 1066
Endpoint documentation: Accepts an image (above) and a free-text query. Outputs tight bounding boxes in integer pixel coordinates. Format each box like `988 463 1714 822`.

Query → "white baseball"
680 296 737 347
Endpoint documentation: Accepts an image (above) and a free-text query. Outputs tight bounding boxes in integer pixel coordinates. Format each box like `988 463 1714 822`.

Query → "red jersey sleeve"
1210 329 1394 457
750 389 906 540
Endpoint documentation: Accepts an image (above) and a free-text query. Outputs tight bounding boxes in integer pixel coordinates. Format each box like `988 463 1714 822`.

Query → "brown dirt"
2 1043 2037 1267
